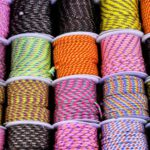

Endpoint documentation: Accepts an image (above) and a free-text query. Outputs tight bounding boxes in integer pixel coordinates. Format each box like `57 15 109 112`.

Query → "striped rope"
11 0 52 35
57 0 96 34
101 119 148 150
101 33 145 77
9 37 51 79
103 75 149 119
6 124 51 149
54 78 101 123
53 35 98 78
0 0 10 38
100 0 141 32
55 122 99 149
5 80 50 123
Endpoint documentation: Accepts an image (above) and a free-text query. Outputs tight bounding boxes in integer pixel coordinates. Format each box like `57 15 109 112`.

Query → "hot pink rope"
0 127 5 150
101 33 145 78
54 122 99 150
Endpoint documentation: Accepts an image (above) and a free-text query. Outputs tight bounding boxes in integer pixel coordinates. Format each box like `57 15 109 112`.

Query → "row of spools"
0 0 150 149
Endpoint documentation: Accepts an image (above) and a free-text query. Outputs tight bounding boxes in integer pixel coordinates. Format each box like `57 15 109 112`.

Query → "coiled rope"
11 0 52 35
0 127 5 150
54 122 99 149
53 35 98 78
9 37 51 79
6 124 51 149
53 78 101 123
101 119 148 150
57 0 96 34
103 75 149 120
101 33 145 78
100 0 141 32
5 80 50 123
0 86 4 125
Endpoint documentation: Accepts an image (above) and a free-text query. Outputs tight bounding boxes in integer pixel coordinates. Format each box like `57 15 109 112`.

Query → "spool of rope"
57 0 96 34
100 0 141 32
0 86 4 125
141 0 150 34
145 79 150 100
100 32 146 79
53 35 98 78
103 75 149 120
54 122 99 149
0 127 5 150
0 0 10 38
53 77 101 123
11 0 52 35
6 124 51 149
9 37 51 80
5 80 50 123
101 118 148 150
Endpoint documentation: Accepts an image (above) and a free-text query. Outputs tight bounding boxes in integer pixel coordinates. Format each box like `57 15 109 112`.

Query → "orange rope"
53 35 98 78
141 0 150 34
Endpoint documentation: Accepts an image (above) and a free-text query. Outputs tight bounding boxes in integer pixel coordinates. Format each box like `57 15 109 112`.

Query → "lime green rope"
9 37 51 79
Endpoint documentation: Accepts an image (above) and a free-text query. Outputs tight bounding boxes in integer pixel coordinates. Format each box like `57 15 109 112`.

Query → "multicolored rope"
54 122 99 149
101 33 145 78
100 0 141 32
6 124 51 149
101 119 148 150
53 35 98 78
11 0 52 35
54 78 101 123
57 0 96 34
103 75 149 119
5 80 50 123
0 127 5 150
9 37 51 79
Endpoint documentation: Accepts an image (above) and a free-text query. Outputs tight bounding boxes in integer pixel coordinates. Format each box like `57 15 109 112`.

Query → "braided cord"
57 0 96 34
103 75 148 119
55 123 99 149
6 124 51 150
101 119 148 150
53 35 98 78
54 78 100 123
6 80 50 123
101 33 145 77
11 0 52 35
10 37 51 79
100 0 141 32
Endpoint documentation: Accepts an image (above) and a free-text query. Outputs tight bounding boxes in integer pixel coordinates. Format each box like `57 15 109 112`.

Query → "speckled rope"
55 122 99 149
54 78 101 123
6 124 51 150
57 0 96 34
11 0 52 35
103 75 149 120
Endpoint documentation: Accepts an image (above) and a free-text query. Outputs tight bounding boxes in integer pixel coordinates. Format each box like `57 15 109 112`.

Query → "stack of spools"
97 0 149 149
52 0 101 149
0 0 10 149
141 0 150 142
5 0 53 149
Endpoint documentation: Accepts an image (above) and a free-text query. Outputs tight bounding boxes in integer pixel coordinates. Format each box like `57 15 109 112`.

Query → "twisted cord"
11 0 52 35
0 0 10 38
0 86 5 125
57 0 96 34
0 127 5 150
100 0 141 32
6 124 51 150
103 75 149 119
101 33 145 77
53 35 98 78
101 119 148 150
5 80 50 123
55 122 99 149
54 78 100 123
141 0 150 34
9 37 51 79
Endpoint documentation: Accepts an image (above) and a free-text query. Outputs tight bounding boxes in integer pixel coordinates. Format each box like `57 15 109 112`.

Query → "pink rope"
101 33 145 78
54 122 99 150
0 127 5 150
0 0 10 38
